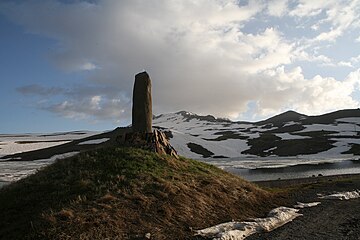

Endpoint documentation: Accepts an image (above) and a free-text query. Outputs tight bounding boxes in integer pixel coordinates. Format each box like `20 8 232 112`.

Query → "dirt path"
248 175 360 240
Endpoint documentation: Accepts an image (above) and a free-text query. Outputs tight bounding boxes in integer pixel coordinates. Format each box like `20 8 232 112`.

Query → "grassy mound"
0 147 276 239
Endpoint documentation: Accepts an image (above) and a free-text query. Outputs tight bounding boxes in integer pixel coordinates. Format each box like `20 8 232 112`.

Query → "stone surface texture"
132 71 152 133
118 72 178 158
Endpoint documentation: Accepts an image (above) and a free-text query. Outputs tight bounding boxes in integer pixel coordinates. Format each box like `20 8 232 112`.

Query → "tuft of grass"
56 209 74 220
0 147 277 240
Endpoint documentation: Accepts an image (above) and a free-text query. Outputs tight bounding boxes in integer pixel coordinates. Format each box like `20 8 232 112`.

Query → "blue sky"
1 0 360 133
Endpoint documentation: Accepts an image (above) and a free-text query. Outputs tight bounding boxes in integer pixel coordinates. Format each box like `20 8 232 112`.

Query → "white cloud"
46 95 130 121
294 50 333 64
267 0 289 17
223 28 294 73
90 95 101 110
338 61 354 68
290 0 330 17
257 67 360 116
311 24 319 31
351 55 360 63
314 28 343 42
80 62 98 71
291 0 360 42
2 0 360 122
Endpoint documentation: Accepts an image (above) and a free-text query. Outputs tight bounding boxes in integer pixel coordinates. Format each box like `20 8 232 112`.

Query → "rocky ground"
248 174 360 240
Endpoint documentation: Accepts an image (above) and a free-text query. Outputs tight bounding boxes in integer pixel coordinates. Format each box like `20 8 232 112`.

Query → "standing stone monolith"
117 71 178 158
132 71 152 133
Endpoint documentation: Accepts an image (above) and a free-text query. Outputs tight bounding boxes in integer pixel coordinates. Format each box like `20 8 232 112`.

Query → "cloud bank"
2 0 360 122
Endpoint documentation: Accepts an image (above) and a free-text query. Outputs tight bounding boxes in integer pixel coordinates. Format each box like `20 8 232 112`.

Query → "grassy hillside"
0 147 276 239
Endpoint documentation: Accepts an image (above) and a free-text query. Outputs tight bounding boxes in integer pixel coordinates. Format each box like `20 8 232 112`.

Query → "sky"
1 0 360 133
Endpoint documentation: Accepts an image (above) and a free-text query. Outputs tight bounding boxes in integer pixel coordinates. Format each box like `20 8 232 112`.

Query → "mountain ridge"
255 110 307 126
156 108 360 125
2 108 360 162
153 108 360 159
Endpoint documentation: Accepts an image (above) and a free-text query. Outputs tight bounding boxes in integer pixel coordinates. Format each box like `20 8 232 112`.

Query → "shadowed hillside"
255 110 307 126
0 147 276 240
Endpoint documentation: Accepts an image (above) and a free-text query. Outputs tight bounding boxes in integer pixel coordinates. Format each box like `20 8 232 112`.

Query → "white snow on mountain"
337 118 360 124
154 112 257 158
153 111 360 160
298 123 356 134
283 121 299 127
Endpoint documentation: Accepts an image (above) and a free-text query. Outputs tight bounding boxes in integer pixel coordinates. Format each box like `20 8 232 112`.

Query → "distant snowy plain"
2 111 360 185
0 131 99 184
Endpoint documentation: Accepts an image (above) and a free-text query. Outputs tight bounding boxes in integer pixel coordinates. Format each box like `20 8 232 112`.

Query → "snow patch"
214 156 355 170
283 121 299 127
78 138 110 145
300 140 353 158
153 113 256 159
250 126 278 132
0 152 79 182
336 117 360 124
168 131 251 159
0 141 70 156
0 131 99 156
318 190 360 200
45 151 79 161
275 133 310 140
195 207 301 240
264 147 277 153
298 123 356 133
294 202 321 208
331 138 360 145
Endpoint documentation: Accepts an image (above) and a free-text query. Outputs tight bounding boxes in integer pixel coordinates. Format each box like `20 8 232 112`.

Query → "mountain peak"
176 110 231 123
256 110 307 126
176 110 196 116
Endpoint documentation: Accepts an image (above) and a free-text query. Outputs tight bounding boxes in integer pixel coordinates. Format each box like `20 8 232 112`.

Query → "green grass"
0 147 275 240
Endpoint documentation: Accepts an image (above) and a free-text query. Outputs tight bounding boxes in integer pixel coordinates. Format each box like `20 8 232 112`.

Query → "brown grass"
0 147 279 240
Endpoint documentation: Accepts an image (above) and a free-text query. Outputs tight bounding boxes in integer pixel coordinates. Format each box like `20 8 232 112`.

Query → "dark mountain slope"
303 109 360 125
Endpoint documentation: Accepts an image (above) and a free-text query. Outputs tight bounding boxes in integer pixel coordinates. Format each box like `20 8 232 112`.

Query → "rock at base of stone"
121 129 179 159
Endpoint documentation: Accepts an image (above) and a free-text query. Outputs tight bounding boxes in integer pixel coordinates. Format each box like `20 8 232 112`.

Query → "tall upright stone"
132 71 152 133
117 71 178 158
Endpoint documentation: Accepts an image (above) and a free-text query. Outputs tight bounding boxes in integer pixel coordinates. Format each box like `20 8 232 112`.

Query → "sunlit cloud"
2 0 360 122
